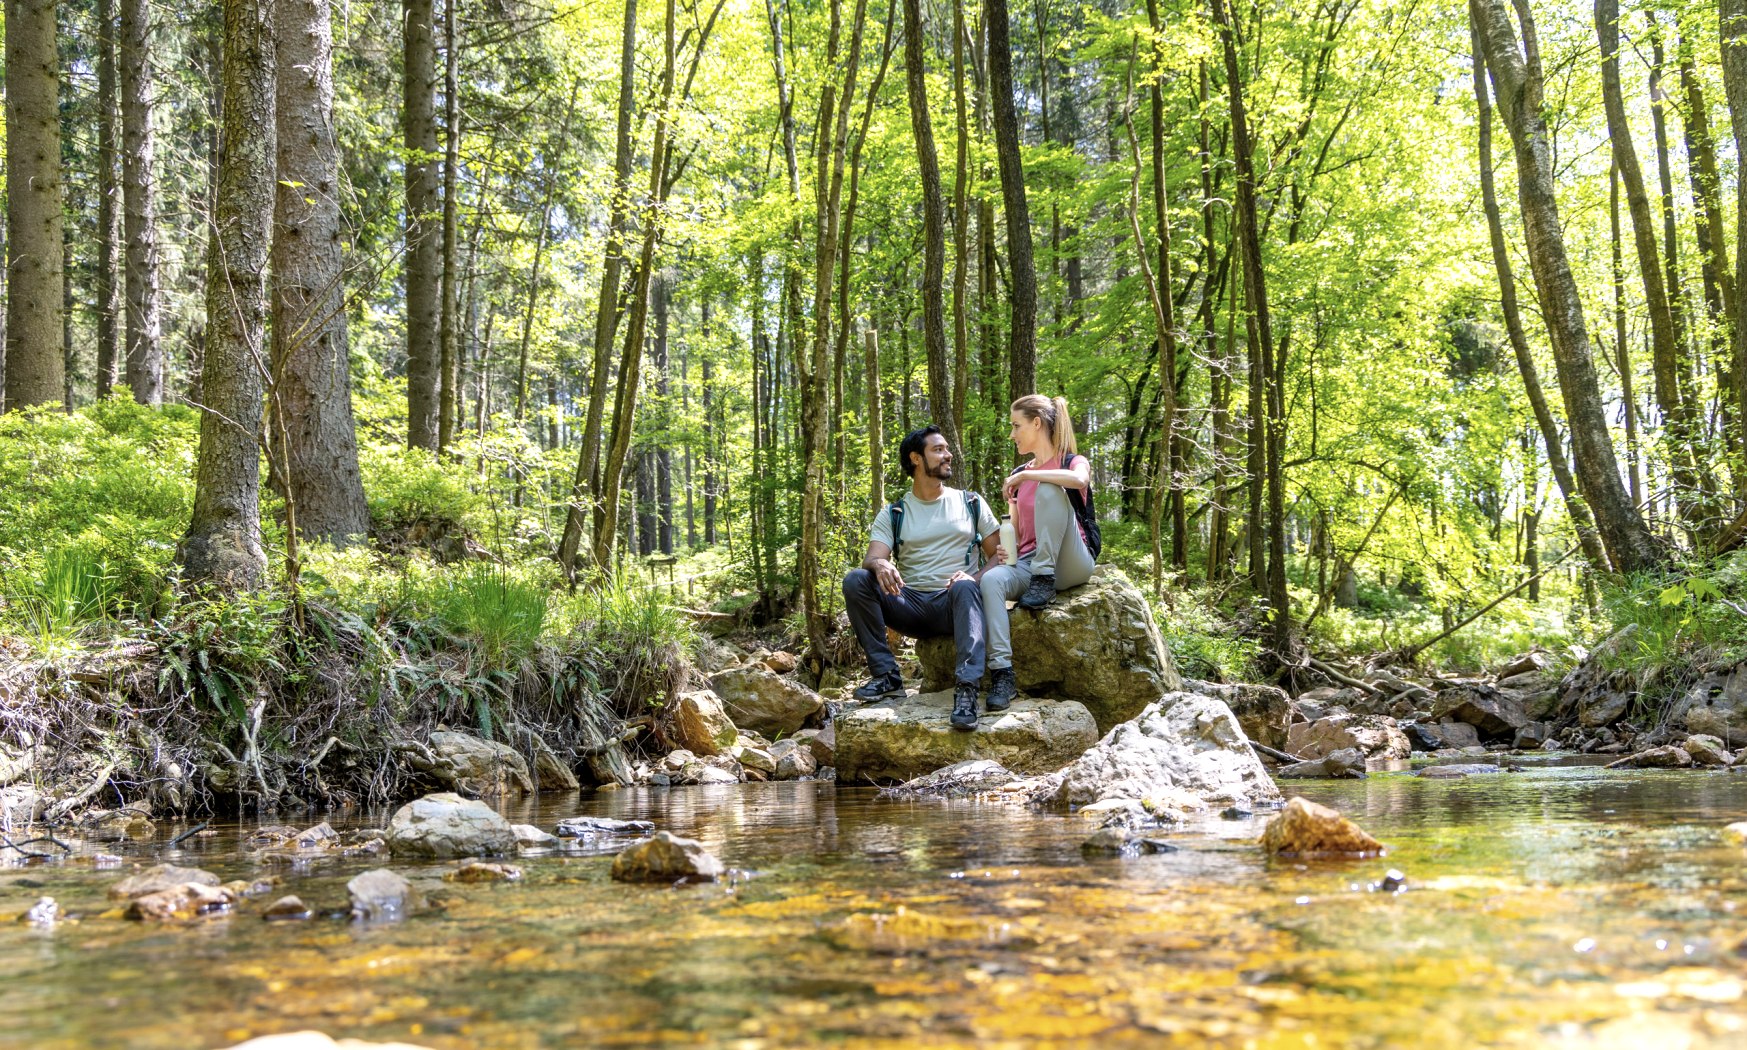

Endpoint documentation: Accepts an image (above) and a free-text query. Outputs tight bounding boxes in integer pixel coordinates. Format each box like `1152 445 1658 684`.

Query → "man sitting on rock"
843 425 1004 731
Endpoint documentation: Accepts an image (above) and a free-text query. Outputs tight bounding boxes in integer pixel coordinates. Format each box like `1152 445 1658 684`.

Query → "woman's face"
1009 411 1043 454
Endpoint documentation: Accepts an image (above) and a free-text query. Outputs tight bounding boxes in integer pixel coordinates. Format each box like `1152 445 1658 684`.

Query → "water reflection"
1 768 1745 1048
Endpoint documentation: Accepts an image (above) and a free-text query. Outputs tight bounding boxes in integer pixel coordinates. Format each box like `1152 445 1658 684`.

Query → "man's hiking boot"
986 667 1018 712
1018 573 1057 610
853 670 906 702
950 683 981 731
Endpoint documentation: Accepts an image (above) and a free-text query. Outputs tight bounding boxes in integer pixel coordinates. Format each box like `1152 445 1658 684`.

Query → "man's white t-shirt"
869 486 1000 593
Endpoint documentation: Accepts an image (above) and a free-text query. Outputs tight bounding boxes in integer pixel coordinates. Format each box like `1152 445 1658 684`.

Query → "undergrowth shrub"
563 574 691 716
1599 555 1747 672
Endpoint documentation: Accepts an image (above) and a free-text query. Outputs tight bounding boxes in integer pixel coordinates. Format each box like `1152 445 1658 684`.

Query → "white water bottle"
999 515 1018 565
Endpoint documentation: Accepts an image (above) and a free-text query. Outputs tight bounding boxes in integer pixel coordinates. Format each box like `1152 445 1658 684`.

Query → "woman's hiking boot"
986 667 1018 712
950 683 981 731
1018 573 1057 610
853 670 906 702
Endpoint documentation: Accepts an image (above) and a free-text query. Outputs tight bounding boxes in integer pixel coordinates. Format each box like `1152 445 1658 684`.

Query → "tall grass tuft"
420 564 549 660
2 547 121 650
564 574 691 716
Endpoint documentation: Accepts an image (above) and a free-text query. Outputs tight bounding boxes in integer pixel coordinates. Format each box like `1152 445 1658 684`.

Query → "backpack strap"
888 500 907 556
963 492 982 566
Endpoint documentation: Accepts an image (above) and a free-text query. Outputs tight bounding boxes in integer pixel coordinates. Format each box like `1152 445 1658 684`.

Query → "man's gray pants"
842 570 986 685
981 480 1097 671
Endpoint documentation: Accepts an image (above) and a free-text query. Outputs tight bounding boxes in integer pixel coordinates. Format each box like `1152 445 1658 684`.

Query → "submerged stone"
348 868 422 922
1260 797 1383 856
127 882 235 921
261 895 313 921
554 816 655 839
444 860 522 883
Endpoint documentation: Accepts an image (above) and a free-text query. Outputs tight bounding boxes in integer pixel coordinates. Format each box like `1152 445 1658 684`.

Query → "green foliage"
1599 557 1747 672
1 546 121 651
152 594 287 724
561 573 691 716
1155 588 1262 684
412 563 551 661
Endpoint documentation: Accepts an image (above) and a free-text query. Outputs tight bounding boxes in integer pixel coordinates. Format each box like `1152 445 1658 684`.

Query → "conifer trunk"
902 0 956 454
121 0 163 404
272 0 369 546
4 0 66 410
402 0 441 448
179 0 274 591
987 0 1036 400
96 0 121 399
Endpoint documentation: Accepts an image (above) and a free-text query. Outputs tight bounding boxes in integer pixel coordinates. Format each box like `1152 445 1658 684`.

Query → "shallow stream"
5 764 1747 1048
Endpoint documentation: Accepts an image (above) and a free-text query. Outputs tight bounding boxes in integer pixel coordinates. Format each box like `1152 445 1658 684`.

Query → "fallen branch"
1250 742 1306 764
168 822 210 847
1306 657 1386 697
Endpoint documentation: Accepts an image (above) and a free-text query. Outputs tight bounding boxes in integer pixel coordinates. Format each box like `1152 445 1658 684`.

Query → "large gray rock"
1285 713 1410 760
408 731 534 796
836 693 1099 783
1673 664 1747 745
1033 693 1280 811
916 567 1181 732
385 792 516 858
708 667 824 737
1188 680 1292 749
1428 685 1529 741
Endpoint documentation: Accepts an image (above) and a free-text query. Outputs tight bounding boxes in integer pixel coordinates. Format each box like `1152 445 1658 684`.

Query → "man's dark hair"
898 424 944 478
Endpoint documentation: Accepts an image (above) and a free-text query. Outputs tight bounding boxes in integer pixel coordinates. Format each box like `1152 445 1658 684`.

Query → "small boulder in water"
511 824 559 849
21 896 57 925
127 882 235 921
1723 822 1747 845
385 792 517 858
262 895 312 921
1684 735 1734 768
348 869 422 922
1260 797 1383 856
109 864 220 901
610 830 723 883
444 860 522 883
1604 745 1694 769
555 816 655 840
1080 827 1179 856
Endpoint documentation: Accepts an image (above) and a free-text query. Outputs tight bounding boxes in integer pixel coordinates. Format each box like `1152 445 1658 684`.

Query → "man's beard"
926 459 953 481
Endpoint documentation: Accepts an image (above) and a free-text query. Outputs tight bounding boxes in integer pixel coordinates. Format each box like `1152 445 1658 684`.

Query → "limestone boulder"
835 693 1099 783
529 738 581 791
1428 685 1529 742
1684 734 1734 767
409 731 534 796
126 882 235 921
1285 713 1410 760
1604 745 1693 769
916 566 1181 732
709 667 824 737
1188 680 1292 749
1261 797 1383 855
672 689 739 756
1032 693 1280 810
385 792 516 859
770 739 818 779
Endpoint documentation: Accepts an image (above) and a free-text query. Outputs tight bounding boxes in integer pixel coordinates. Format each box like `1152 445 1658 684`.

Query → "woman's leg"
979 560 1032 670
1030 482 1097 589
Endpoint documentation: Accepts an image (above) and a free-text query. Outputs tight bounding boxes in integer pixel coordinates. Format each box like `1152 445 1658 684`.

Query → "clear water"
3 766 1747 1048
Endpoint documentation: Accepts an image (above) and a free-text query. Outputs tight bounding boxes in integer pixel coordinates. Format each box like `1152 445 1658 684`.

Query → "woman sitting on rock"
979 394 1099 712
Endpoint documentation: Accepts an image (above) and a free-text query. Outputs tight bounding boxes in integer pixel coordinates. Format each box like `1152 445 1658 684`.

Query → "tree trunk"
514 83 577 428
272 0 369 546
1470 15 1608 573
1719 0 1747 451
1677 34 1734 320
179 0 273 592
96 0 121 399
1597 0 1700 518
866 328 884 514
559 0 637 577
402 0 441 449
987 0 1036 400
1212 0 1289 654
951 0 971 447
702 344 717 545
1612 159 1642 507
1472 0 1661 572
121 0 164 404
902 0 956 454
437 0 461 451
592 0 676 573
4 0 66 410
653 274 674 555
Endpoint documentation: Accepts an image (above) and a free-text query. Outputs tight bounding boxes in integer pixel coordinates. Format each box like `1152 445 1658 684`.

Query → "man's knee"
843 568 877 601
949 578 981 605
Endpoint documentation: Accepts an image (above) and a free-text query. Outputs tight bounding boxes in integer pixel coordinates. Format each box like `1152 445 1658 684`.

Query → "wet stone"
511 824 560 849
261 895 313 922
555 816 655 839
1605 745 1694 770
127 882 235 921
1260 797 1384 857
348 869 422 922
444 860 523 883
610 830 724 883
1378 869 1407 893
21 896 57 925
109 864 220 901
1081 827 1180 856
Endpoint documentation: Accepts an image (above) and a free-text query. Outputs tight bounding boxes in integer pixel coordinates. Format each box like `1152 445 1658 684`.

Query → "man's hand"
873 558 905 596
947 570 977 587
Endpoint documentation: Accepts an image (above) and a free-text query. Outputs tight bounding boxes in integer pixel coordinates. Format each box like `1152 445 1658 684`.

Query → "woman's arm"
1021 461 1091 490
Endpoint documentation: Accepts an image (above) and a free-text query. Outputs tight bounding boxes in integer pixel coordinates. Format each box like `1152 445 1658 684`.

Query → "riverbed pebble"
1260 797 1383 856
610 830 723 883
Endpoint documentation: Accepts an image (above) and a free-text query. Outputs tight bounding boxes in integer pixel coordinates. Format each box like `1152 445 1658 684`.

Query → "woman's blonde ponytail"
1051 396 1077 461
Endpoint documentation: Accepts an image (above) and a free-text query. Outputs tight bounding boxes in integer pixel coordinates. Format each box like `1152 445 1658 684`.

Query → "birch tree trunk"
1472 0 1661 572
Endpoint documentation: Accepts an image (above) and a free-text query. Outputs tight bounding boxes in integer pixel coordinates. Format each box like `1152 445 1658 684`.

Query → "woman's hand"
1002 473 1023 502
